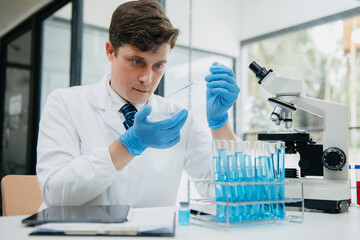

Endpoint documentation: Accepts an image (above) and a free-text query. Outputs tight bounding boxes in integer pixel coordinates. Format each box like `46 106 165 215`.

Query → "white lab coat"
37 74 213 209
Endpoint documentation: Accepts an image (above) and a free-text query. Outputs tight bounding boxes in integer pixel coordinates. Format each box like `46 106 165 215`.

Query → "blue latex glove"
119 105 188 156
205 62 240 129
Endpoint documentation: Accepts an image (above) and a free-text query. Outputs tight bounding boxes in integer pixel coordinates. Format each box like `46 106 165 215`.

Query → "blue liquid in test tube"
241 140 254 222
243 141 254 222
178 210 190 225
271 151 280 219
178 202 190 226
219 146 233 223
262 153 274 220
228 141 239 223
235 142 246 223
259 157 269 220
212 141 225 223
277 143 286 219
262 142 276 220
253 142 265 221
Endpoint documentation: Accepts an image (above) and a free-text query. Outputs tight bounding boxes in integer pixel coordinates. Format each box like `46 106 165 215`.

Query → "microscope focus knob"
322 147 346 171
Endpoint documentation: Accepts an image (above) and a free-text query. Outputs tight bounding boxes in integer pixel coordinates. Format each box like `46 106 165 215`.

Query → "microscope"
249 61 350 213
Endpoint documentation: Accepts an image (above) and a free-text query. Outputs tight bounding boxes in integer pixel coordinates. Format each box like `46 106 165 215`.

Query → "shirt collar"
107 77 147 111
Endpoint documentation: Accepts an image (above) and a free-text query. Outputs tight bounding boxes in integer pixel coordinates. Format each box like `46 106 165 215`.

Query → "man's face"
106 42 171 104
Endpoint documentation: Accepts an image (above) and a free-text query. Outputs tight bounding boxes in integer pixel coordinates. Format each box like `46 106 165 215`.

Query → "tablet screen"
22 205 130 225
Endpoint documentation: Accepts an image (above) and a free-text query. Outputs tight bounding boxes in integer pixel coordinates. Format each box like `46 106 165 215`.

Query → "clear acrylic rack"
187 179 304 230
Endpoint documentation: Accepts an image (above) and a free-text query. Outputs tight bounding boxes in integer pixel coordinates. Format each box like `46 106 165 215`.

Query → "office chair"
1 175 43 216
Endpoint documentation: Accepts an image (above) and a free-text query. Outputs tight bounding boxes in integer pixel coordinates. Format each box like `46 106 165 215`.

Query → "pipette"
165 71 210 98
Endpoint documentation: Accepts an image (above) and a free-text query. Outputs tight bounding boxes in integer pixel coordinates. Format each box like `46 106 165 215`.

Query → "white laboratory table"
1 207 360 240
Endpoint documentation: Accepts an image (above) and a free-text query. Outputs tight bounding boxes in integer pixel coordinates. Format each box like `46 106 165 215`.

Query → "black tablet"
22 205 131 226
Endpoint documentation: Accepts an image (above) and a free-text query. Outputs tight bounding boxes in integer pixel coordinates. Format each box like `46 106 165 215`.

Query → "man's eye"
132 60 141 65
155 64 163 69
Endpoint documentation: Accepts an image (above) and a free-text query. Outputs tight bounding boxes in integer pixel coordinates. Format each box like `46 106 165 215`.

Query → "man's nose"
139 67 152 84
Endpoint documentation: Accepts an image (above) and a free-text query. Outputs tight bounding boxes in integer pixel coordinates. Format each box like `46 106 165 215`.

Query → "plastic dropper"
165 71 210 98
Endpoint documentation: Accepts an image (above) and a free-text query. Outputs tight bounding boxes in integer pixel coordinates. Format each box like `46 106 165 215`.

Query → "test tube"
243 141 255 221
243 141 254 182
218 140 229 184
356 165 360 205
262 142 274 220
253 141 262 182
276 141 286 219
349 165 356 205
267 142 279 219
277 141 286 181
212 140 226 222
235 140 246 222
212 140 221 183
218 140 230 223
178 202 190 226
253 141 264 198
251 141 262 221
227 140 238 223
255 141 273 220
235 140 245 182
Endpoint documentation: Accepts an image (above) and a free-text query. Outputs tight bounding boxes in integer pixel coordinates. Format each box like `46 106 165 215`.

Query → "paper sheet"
32 206 175 235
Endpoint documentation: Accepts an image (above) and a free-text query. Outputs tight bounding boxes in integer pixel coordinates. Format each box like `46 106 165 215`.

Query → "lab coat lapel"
88 74 126 135
103 98 126 135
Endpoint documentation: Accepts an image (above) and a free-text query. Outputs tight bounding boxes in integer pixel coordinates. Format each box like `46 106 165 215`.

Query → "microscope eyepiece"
249 61 273 83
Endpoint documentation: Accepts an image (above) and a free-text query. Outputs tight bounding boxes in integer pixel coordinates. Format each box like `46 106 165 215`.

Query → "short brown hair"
109 0 179 54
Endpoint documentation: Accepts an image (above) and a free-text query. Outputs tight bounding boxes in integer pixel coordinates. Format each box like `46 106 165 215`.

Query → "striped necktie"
120 104 137 130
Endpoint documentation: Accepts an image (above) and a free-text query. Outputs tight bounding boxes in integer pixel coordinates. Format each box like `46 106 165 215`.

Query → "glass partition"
1 30 32 175
40 2 72 113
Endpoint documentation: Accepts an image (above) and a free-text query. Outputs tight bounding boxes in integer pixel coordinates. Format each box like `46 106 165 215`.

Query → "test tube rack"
187 179 304 230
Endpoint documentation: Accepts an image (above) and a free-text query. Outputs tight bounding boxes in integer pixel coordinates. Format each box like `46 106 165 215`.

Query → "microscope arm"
284 95 349 180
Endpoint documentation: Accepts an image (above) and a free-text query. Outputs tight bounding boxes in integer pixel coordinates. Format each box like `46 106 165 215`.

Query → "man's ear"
105 41 115 61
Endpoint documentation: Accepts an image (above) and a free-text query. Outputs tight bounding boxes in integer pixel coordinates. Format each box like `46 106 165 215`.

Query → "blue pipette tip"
165 82 194 98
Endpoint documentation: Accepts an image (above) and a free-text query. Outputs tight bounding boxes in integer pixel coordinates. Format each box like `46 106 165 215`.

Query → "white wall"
237 0 360 41
82 0 128 29
0 0 53 37
166 0 360 57
167 0 242 57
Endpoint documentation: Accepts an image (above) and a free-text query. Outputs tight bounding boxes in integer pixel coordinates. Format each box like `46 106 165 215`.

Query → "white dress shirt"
106 75 145 122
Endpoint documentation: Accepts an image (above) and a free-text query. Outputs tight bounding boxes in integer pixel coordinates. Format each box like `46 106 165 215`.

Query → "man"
36 0 239 209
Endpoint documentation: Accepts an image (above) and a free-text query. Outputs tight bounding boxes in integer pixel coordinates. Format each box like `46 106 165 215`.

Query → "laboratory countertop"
1 206 360 240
